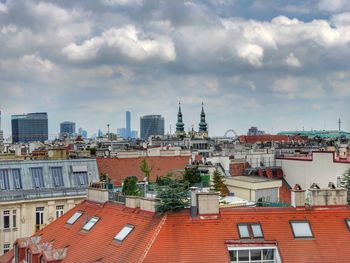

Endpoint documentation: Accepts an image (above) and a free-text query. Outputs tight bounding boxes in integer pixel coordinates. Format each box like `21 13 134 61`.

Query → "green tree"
122 176 140 196
340 168 350 204
210 169 226 196
140 159 152 180
155 177 189 213
182 167 201 186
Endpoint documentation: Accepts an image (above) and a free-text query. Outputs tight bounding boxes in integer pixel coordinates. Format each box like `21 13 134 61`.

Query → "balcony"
0 187 87 202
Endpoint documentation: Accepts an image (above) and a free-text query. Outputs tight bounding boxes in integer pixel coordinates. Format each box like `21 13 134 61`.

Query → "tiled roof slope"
144 206 350 263
1 201 162 263
96 156 190 183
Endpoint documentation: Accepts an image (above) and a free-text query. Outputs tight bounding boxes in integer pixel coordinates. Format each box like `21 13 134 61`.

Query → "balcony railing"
0 187 87 202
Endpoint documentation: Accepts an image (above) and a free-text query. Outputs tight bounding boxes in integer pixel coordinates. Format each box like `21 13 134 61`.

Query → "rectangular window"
13 210 17 228
35 207 44 225
228 248 277 263
51 167 64 187
14 244 19 263
114 224 135 241
290 221 313 238
345 219 350 231
3 244 10 254
31 168 45 188
56 205 64 219
0 170 10 190
237 223 264 239
3 210 10 229
12 169 22 189
82 216 99 231
74 171 88 186
66 211 83 225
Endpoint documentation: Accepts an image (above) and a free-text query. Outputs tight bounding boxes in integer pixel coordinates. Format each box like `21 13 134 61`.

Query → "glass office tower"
140 115 164 140
11 112 48 143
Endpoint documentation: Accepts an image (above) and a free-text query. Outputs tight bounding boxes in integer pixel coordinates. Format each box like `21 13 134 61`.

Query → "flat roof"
226 175 276 183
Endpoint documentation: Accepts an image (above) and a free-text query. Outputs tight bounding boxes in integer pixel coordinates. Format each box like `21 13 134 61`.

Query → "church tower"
198 102 208 133
176 102 185 136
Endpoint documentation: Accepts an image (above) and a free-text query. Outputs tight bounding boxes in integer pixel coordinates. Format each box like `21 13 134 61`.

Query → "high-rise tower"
126 111 131 138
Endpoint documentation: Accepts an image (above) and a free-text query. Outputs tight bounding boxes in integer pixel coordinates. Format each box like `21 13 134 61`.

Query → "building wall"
0 196 84 256
278 152 350 190
140 115 164 140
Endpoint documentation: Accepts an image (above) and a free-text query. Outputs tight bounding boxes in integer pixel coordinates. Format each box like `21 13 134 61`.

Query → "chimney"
291 184 305 208
87 185 109 203
197 192 219 218
190 187 198 218
309 183 347 206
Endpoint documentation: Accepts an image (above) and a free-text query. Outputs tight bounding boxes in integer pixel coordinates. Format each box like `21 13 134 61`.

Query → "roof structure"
96 156 190 183
2 200 350 263
239 135 305 144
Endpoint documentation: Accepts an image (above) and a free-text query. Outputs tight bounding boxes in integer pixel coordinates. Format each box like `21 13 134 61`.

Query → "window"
290 221 313 238
51 167 64 187
237 223 264 239
56 205 64 219
345 219 350 231
36 207 44 225
0 170 10 190
13 210 17 228
3 244 10 254
74 171 88 186
14 244 19 263
66 211 83 225
26 250 32 263
82 216 99 231
3 210 10 229
114 224 135 241
12 169 22 189
229 247 277 263
31 168 45 188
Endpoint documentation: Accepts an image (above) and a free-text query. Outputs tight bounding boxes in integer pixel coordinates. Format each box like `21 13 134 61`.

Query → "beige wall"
0 196 84 256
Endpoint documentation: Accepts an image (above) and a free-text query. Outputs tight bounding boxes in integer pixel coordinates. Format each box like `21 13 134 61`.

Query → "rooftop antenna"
338 118 341 131
107 124 110 142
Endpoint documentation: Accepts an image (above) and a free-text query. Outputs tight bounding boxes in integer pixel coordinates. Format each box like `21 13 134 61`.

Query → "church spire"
176 101 185 133
198 102 207 132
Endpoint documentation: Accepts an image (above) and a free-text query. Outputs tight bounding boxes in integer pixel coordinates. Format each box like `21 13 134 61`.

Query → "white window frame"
228 246 281 263
3 210 10 229
35 207 44 225
114 224 135 242
56 205 64 219
3 243 10 254
66 211 83 225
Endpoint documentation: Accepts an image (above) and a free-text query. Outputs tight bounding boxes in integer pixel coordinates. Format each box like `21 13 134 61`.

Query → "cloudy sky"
0 0 349 138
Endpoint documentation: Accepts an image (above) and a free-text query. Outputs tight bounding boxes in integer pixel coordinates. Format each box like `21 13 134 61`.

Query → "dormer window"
114 224 135 242
66 211 83 225
237 223 263 239
290 221 313 238
82 216 99 231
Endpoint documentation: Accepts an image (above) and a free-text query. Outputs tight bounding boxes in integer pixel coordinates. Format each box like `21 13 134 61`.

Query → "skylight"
114 224 135 242
290 221 313 238
251 223 263 238
345 219 350 230
237 223 264 239
66 211 83 225
82 216 99 231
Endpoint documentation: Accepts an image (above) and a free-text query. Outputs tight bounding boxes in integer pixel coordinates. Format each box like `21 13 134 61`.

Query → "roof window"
66 211 83 225
114 224 135 242
290 221 313 238
345 219 350 231
82 216 99 231
237 223 263 239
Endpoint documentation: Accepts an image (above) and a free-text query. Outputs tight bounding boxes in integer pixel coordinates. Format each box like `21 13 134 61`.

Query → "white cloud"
237 44 264 67
318 0 350 12
272 76 324 99
0 3 8 13
283 53 302 68
62 25 176 63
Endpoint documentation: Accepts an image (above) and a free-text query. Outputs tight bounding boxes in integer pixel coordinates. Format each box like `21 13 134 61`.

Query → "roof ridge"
138 214 167 263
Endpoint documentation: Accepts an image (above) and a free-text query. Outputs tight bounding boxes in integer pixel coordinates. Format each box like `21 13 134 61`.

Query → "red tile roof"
2 201 350 263
239 135 305 144
97 156 190 183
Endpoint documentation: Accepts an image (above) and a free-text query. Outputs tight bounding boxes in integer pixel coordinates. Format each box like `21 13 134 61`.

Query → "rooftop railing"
0 187 87 202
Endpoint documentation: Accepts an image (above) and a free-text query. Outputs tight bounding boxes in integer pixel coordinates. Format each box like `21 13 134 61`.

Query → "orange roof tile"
97 156 190 183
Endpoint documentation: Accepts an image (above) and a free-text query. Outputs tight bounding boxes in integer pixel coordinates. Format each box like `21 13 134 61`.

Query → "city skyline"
0 0 349 137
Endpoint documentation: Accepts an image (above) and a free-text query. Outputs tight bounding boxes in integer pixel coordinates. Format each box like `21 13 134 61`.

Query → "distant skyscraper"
140 115 164 140
0 111 3 146
60 121 76 139
117 128 127 138
11 112 48 143
78 127 88 138
126 111 131 138
247 126 265 136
